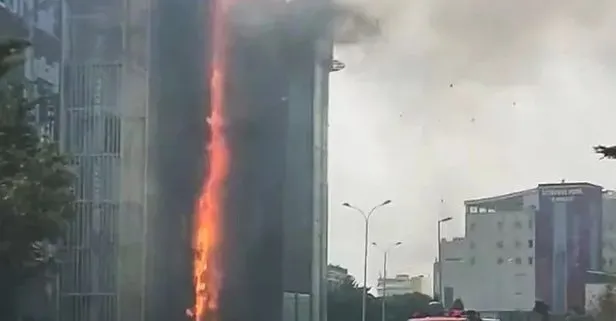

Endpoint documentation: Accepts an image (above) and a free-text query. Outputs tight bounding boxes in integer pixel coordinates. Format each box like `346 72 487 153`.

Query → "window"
515 257 522 265
497 221 504 230
610 258 614 266
445 258 463 262
469 223 476 231
528 240 534 248
514 221 522 229
529 219 533 229
497 241 504 248
497 257 504 264
528 257 534 265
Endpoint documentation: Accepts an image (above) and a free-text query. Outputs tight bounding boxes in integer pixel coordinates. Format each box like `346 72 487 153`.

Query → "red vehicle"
409 317 466 321
408 302 481 321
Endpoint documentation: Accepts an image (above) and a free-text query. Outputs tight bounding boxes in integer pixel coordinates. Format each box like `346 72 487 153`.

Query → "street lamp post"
372 241 402 321
437 216 453 304
343 200 392 321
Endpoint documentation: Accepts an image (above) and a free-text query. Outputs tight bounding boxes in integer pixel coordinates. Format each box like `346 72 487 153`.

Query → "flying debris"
449 84 454 88
331 59 345 72
594 145 616 159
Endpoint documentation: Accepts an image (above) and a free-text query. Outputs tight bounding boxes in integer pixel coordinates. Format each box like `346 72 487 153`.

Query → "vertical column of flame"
193 0 231 320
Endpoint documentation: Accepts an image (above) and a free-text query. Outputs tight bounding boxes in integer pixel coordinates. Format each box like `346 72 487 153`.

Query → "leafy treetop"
0 38 75 281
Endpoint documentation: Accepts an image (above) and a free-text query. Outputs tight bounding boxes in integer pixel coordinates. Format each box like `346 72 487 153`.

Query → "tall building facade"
3 0 331 320
439 182 603 314
282 2 332 321
59 0 152 320
59 0 129 320
220 2 332 321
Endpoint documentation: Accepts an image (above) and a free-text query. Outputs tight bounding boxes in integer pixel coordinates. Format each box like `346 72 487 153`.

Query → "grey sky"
327 0 616 291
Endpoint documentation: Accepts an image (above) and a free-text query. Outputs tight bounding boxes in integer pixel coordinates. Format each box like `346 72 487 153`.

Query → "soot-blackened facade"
145 0 206 321
147 0 331 321
220 1 331 321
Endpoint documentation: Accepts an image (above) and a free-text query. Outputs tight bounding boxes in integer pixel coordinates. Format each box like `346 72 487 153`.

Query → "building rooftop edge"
537 182 602 189
464 182 603 205
464 187 536 205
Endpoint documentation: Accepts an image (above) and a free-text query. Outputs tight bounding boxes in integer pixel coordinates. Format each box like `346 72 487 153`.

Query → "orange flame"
193 0 231 320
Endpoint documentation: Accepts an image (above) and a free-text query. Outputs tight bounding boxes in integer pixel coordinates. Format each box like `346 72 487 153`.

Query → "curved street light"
372 241 403 321
342 200 392 321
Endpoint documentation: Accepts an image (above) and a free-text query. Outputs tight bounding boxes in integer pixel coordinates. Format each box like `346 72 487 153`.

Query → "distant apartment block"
327 265 351 288
377 274 425 297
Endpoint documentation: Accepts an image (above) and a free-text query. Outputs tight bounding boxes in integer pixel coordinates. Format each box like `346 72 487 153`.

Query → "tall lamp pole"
437 216 453 303
373 241 402 321
343 200 393 321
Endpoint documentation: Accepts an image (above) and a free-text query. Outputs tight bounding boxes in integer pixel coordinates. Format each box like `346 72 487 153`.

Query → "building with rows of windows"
437 182 607 314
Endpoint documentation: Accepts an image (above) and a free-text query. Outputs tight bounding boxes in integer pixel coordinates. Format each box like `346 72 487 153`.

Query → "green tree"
327 275 384 321
328 273 432 321
0 39 76 320
381 293 433 321
328 276 367 321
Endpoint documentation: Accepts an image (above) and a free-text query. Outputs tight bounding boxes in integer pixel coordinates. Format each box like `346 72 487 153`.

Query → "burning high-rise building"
195 0 333 321
58 0 332 320
151 0 333 321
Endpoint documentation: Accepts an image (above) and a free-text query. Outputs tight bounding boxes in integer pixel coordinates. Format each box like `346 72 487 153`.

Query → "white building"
377 274 425 297
437 182 604 314
435 198 537 312
434 237 471 307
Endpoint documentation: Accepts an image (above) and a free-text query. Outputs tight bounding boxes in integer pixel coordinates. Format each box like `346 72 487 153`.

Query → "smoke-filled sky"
327 0 616 292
